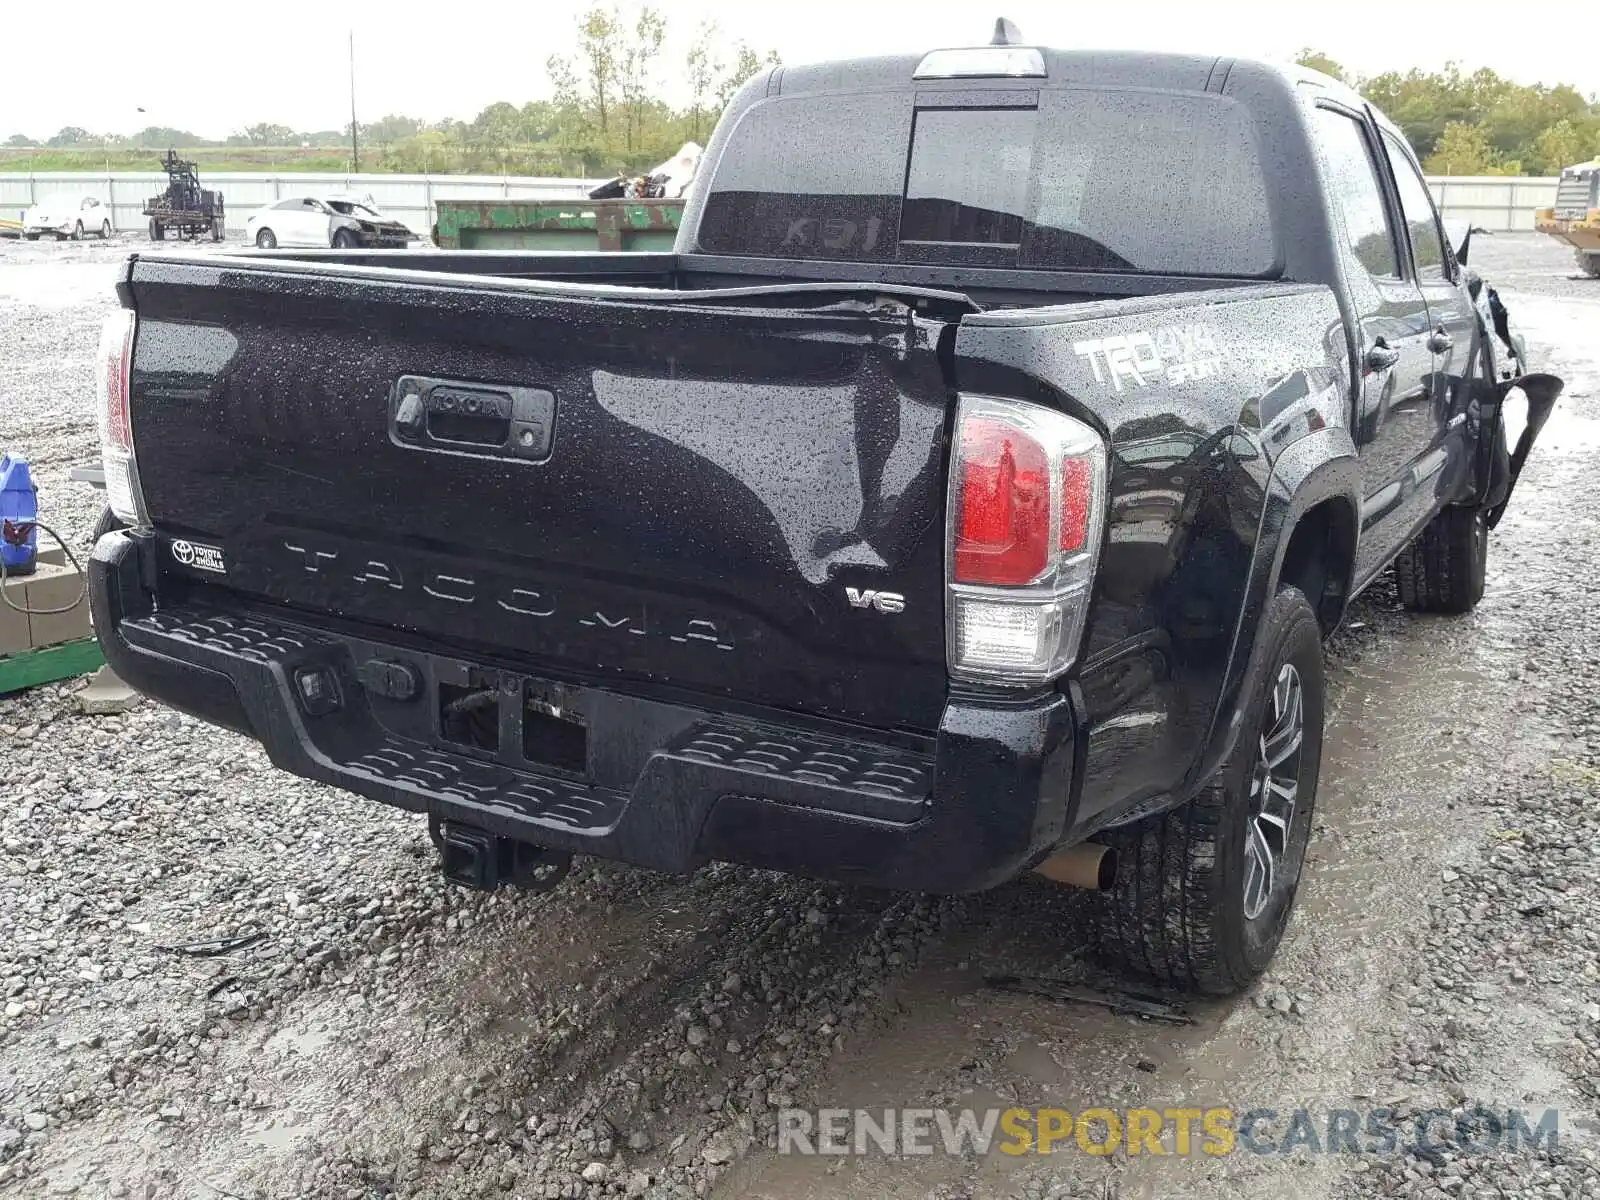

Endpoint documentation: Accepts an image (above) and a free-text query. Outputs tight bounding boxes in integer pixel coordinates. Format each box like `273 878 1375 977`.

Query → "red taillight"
946 395 1107 685
954 417 1051 585
97 309 135 452
97 310 146 527
1059 456 1093 552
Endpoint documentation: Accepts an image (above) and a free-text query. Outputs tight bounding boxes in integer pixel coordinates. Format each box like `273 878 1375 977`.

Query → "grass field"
0 147 361 173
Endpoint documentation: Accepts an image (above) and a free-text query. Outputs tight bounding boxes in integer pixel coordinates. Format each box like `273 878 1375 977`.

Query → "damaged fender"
1461 279 1563 527
1483 372 1563 529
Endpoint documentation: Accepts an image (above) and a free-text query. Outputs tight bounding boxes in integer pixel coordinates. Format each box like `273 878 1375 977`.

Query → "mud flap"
1483 372 1563 530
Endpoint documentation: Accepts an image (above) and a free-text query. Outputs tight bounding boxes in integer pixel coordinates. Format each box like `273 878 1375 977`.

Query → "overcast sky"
6 0 1597 140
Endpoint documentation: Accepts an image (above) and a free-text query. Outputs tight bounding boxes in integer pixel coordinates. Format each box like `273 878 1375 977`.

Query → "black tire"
211 218 224 242
1395 505 1487 614
91 506 123 543
255 228 276 249
99 220 111 239
72 221 83 241
331 229 357 249
1097 586 1325 995
150 219 164 241
24 233 38 241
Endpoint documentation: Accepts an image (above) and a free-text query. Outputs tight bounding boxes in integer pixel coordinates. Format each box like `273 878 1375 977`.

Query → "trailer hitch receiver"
428 817 573 892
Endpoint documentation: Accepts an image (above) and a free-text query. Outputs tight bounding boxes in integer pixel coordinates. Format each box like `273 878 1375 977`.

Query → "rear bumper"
90 532 1081 893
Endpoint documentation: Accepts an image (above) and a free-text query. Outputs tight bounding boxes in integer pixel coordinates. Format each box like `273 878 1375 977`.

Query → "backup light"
952 598 1064 674
946 396 1106 684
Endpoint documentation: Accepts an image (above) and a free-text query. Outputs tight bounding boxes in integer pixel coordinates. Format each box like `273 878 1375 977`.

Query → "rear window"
698 88 1276 277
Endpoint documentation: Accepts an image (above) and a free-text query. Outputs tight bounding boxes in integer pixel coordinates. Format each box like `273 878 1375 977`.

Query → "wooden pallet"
0 637 104 696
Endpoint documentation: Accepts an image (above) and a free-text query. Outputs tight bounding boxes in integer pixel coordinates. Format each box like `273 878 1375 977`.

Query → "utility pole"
349 30 360 173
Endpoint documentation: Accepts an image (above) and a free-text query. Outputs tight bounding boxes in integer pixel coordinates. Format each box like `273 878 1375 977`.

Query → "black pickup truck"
88 32 1559 994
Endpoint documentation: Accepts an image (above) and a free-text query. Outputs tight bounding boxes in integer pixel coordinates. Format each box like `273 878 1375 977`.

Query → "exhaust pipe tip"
1034 841 1117 891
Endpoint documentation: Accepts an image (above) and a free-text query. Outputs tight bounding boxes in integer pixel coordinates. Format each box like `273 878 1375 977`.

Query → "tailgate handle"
425 386 512 445
390 377 556 461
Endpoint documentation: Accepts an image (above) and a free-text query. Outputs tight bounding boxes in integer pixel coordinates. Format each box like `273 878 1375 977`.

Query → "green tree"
577 5 623 135
1534 119 1589 174
1483 82 1590 163
716 43 780 108
471 101 524 170
363 114 423 147
1424 122 1521 175
1294 49 1347 83
685 21 721 143
240 122 294 145
131 125 199 148
383 128 454 173
618 6 667 153
46 126 91 147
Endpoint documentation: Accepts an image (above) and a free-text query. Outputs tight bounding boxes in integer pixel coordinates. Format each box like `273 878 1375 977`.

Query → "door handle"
1364 339 1401 372
1427 327 1454 353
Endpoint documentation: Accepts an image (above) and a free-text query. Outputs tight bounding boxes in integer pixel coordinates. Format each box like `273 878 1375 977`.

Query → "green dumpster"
433 198 684 251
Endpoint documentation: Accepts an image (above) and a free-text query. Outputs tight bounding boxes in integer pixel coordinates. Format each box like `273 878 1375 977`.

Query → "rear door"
275 199 319 245
1382 129 1478 483
1311 105 1437 585
126 260 959 731
266 198 302 244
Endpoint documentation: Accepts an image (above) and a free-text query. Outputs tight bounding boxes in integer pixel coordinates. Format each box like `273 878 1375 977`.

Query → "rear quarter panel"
955 284 1354 831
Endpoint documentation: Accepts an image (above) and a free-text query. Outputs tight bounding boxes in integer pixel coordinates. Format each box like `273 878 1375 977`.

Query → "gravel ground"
0 232 1597 1200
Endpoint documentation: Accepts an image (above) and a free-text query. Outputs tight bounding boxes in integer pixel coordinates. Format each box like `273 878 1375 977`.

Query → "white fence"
0 171 1564 239
0 172 602 237
1426 176 1561 233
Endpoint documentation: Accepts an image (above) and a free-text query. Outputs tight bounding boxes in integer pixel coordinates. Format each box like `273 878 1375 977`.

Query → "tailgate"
125 259 958 731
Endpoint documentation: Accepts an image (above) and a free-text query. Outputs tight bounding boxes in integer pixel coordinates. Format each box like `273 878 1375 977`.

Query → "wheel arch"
1259 427 1363 635
1274 490 1359 636
1182 427 1360 808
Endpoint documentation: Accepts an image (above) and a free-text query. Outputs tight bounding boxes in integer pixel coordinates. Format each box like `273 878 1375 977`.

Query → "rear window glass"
698 88 1276 276
697 93 912 262
902 108 1034 247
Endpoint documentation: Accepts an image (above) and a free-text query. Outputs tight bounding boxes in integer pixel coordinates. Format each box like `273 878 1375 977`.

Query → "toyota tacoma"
87 28 1560 994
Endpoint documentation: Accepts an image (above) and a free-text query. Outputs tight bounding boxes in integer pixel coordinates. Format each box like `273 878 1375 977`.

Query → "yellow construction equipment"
1535 159 1600 278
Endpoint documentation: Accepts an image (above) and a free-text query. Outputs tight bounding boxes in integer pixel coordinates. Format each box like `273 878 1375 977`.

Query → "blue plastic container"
0 454 39 576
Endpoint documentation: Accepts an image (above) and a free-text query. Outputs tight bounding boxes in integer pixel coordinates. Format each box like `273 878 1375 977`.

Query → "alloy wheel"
1243 662 1303 921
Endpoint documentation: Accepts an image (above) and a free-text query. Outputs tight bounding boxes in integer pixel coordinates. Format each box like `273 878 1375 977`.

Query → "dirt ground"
0 232 1597 1200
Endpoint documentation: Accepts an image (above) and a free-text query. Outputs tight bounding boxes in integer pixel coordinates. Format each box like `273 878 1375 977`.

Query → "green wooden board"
0 637 105 696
